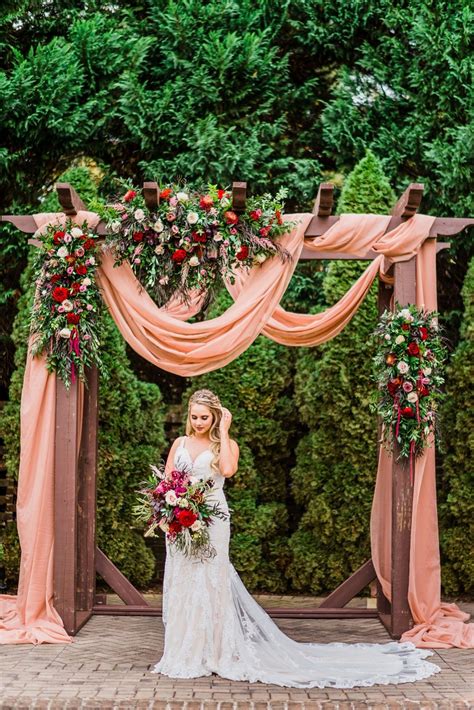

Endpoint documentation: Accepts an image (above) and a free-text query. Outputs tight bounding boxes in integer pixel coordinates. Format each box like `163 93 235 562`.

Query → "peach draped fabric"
1 210 472 649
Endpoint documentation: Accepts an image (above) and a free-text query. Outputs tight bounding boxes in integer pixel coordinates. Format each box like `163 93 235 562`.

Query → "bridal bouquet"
134 463 229 560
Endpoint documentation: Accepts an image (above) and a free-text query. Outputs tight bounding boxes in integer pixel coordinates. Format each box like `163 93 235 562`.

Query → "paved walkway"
1 603 473 709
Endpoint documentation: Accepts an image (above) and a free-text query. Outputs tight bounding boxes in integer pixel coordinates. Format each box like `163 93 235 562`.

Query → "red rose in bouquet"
199 195 214 210
66 313 80 325
217 189 227 200
75 264 87 276
169 520 182 534
401 406 415 417
53 230 65 244
133 231 144 242
176 509 198 528
250 209 262 221
123 190 137 202
160 188 172 200
236 245 249 261
172 249 187 263
419 326 428 341
408 342 420 356
52 286 69 302
402 323 410 331
83 238 95 250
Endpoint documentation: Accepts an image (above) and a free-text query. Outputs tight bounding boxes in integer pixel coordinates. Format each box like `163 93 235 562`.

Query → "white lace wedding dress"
152 437 440 688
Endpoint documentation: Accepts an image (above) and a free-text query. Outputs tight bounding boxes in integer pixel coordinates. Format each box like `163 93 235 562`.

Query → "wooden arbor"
2 181 473 638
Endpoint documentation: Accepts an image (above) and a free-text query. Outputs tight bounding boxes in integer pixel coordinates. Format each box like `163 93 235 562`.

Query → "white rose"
399 308 411 319
407 392 419 403
70 227 83 238
255 253 267 264
189 256 200 267
191 519 203 532
82 277 91 286
88 256 96 265
57 246 68 258
423 367 432 376
395 335 405 344
153 219 164 233
176 191 189 202
111 220 122 233
155 244 164 255
187 211 199 224
62 300 74 312
165 490 178 505
384 334 391 341
59 328 71 339
177 498 189 508
213 232 223 242
134 208 145 222
397 361 409 374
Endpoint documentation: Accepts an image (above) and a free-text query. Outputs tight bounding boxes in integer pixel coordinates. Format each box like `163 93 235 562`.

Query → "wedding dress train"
152 438 440 688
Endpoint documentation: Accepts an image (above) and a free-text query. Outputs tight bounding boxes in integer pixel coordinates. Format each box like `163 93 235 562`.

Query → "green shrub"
288 151 396 594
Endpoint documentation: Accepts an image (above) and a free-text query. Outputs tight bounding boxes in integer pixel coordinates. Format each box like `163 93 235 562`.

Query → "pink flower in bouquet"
402 381 413 392
175 485 187 495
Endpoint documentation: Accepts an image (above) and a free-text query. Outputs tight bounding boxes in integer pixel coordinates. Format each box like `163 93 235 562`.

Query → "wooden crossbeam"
92 604 378 620
56 183 86 216
391 183 424 218
96 547 150 607
319 560 376 608
312 182 334 217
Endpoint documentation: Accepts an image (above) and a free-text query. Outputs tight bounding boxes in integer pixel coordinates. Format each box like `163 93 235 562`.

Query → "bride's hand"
219 407 232 434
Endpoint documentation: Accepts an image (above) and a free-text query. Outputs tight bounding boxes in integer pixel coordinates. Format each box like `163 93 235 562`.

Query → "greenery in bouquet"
371 304 447 473
30 220 103 388
101 181 293 307
134 463 229 561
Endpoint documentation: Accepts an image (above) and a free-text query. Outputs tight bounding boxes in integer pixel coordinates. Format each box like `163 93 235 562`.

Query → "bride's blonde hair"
185 389 222 475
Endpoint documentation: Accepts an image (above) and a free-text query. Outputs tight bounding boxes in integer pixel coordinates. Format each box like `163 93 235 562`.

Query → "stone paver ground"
1 600 473 709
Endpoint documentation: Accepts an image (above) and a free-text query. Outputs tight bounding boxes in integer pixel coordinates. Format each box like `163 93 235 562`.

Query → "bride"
152 389 440 688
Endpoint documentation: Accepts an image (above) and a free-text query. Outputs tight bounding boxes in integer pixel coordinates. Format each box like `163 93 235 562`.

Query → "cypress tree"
287 151 395 594
438 257 474 595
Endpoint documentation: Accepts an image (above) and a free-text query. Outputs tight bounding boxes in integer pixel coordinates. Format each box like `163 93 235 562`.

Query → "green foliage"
288 151 395 594
182 289 297 592
438 257 474 595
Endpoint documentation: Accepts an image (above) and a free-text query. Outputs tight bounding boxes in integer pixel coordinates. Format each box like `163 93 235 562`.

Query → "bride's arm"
219 408 239 477
164 437 181 480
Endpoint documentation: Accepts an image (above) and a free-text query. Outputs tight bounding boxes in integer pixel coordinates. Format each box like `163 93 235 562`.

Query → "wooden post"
76 366 99 623
389 256 417 637
54 377 80 635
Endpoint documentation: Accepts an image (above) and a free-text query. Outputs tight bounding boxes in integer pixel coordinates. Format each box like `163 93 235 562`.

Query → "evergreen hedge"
287 151 396 594
439 257 474 595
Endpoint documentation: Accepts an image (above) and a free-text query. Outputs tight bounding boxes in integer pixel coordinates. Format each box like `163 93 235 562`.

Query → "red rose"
250 209 262 221
401 323 410 331
387 380 400 396
192 231 207 243
66 313 80 325
50 274 61 284
275 209 283 225
217 189 226 200
123 190 136 202
75 264 87 276
401 406 415 417
53 230 65 244
236 245 249 261
419 326 428 341
83 238 95 250
175 509 197 528
171 249 187 263
259 226 270 237
407 342 420 356
133 231 144 242
418 385 429 397
160 188 172 200
224 210 239 225
71 282 81 294
168 520 182 534
199 195 214 210
52 286 69 302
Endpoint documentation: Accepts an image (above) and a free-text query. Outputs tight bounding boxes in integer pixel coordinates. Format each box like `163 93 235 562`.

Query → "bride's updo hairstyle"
185 389 223 475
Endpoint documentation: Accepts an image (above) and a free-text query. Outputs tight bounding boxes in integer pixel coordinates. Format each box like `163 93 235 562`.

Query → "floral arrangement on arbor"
30 220 102 387
102 182 292 306
371 304 447 481
134 463 229 560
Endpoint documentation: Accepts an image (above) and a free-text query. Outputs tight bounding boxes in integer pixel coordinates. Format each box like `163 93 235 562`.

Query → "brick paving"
1 603 473 709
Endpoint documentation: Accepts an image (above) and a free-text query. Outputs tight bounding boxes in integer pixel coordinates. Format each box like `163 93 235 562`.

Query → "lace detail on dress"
151 442 441 688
